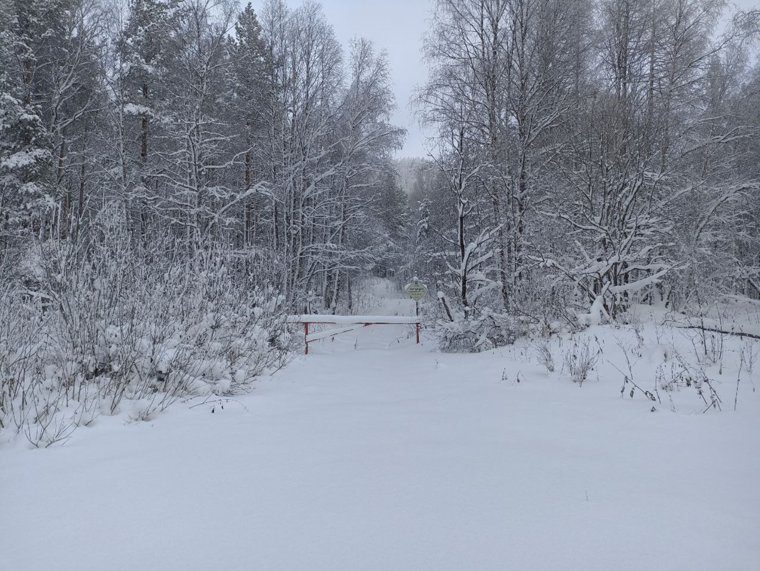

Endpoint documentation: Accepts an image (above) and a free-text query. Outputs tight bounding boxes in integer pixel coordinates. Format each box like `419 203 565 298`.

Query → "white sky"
247 0 760 160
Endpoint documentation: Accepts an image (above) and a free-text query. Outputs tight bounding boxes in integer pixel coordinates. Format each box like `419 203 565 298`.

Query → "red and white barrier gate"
286 315 421 354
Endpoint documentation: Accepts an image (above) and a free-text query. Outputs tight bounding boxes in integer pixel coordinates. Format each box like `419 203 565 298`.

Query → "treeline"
1 0 759 338
413 0 760 326
0 0 406 309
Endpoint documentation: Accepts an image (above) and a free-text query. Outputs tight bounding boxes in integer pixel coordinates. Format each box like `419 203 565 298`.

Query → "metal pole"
415 300 420 344
304 322 309 355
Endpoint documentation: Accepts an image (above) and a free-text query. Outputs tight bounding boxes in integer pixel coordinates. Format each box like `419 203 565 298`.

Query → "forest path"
1 280 759 570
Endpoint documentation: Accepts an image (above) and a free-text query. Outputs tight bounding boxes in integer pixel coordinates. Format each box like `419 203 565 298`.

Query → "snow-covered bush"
0 229 289 446
511 279 583 335
437 310 527 353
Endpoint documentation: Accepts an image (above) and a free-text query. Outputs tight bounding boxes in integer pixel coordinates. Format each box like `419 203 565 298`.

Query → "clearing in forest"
1 283 759 570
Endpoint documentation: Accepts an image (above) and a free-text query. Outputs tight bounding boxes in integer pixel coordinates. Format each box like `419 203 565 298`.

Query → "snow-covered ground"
2 282 759 570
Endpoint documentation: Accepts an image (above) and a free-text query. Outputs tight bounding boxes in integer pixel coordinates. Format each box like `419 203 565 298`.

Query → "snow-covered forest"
4 0 757 440
1 0 410 442
1 0 760 567
413 0 760 338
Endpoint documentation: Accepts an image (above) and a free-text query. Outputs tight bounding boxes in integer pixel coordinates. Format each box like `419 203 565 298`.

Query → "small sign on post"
406 279 428 302
405 278 427 336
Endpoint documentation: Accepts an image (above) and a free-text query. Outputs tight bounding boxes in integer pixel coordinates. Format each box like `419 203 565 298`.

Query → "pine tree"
0 0 52 241
116 0 180 240
228 3 270 247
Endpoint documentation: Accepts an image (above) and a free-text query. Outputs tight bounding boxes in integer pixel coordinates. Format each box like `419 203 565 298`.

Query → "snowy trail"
2 287 759 570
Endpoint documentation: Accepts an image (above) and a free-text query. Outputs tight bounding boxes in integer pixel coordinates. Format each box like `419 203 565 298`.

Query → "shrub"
563 336 601 385
0 226 289 446
437 310 526 352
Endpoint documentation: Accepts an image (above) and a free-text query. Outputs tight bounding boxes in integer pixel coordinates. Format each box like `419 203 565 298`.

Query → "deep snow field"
1 283 759 570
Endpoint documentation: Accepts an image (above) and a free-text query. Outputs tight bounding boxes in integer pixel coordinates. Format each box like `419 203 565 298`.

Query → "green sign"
406 280 428 301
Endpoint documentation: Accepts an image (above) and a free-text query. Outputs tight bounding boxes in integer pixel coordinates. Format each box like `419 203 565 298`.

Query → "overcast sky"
248 0 759 160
